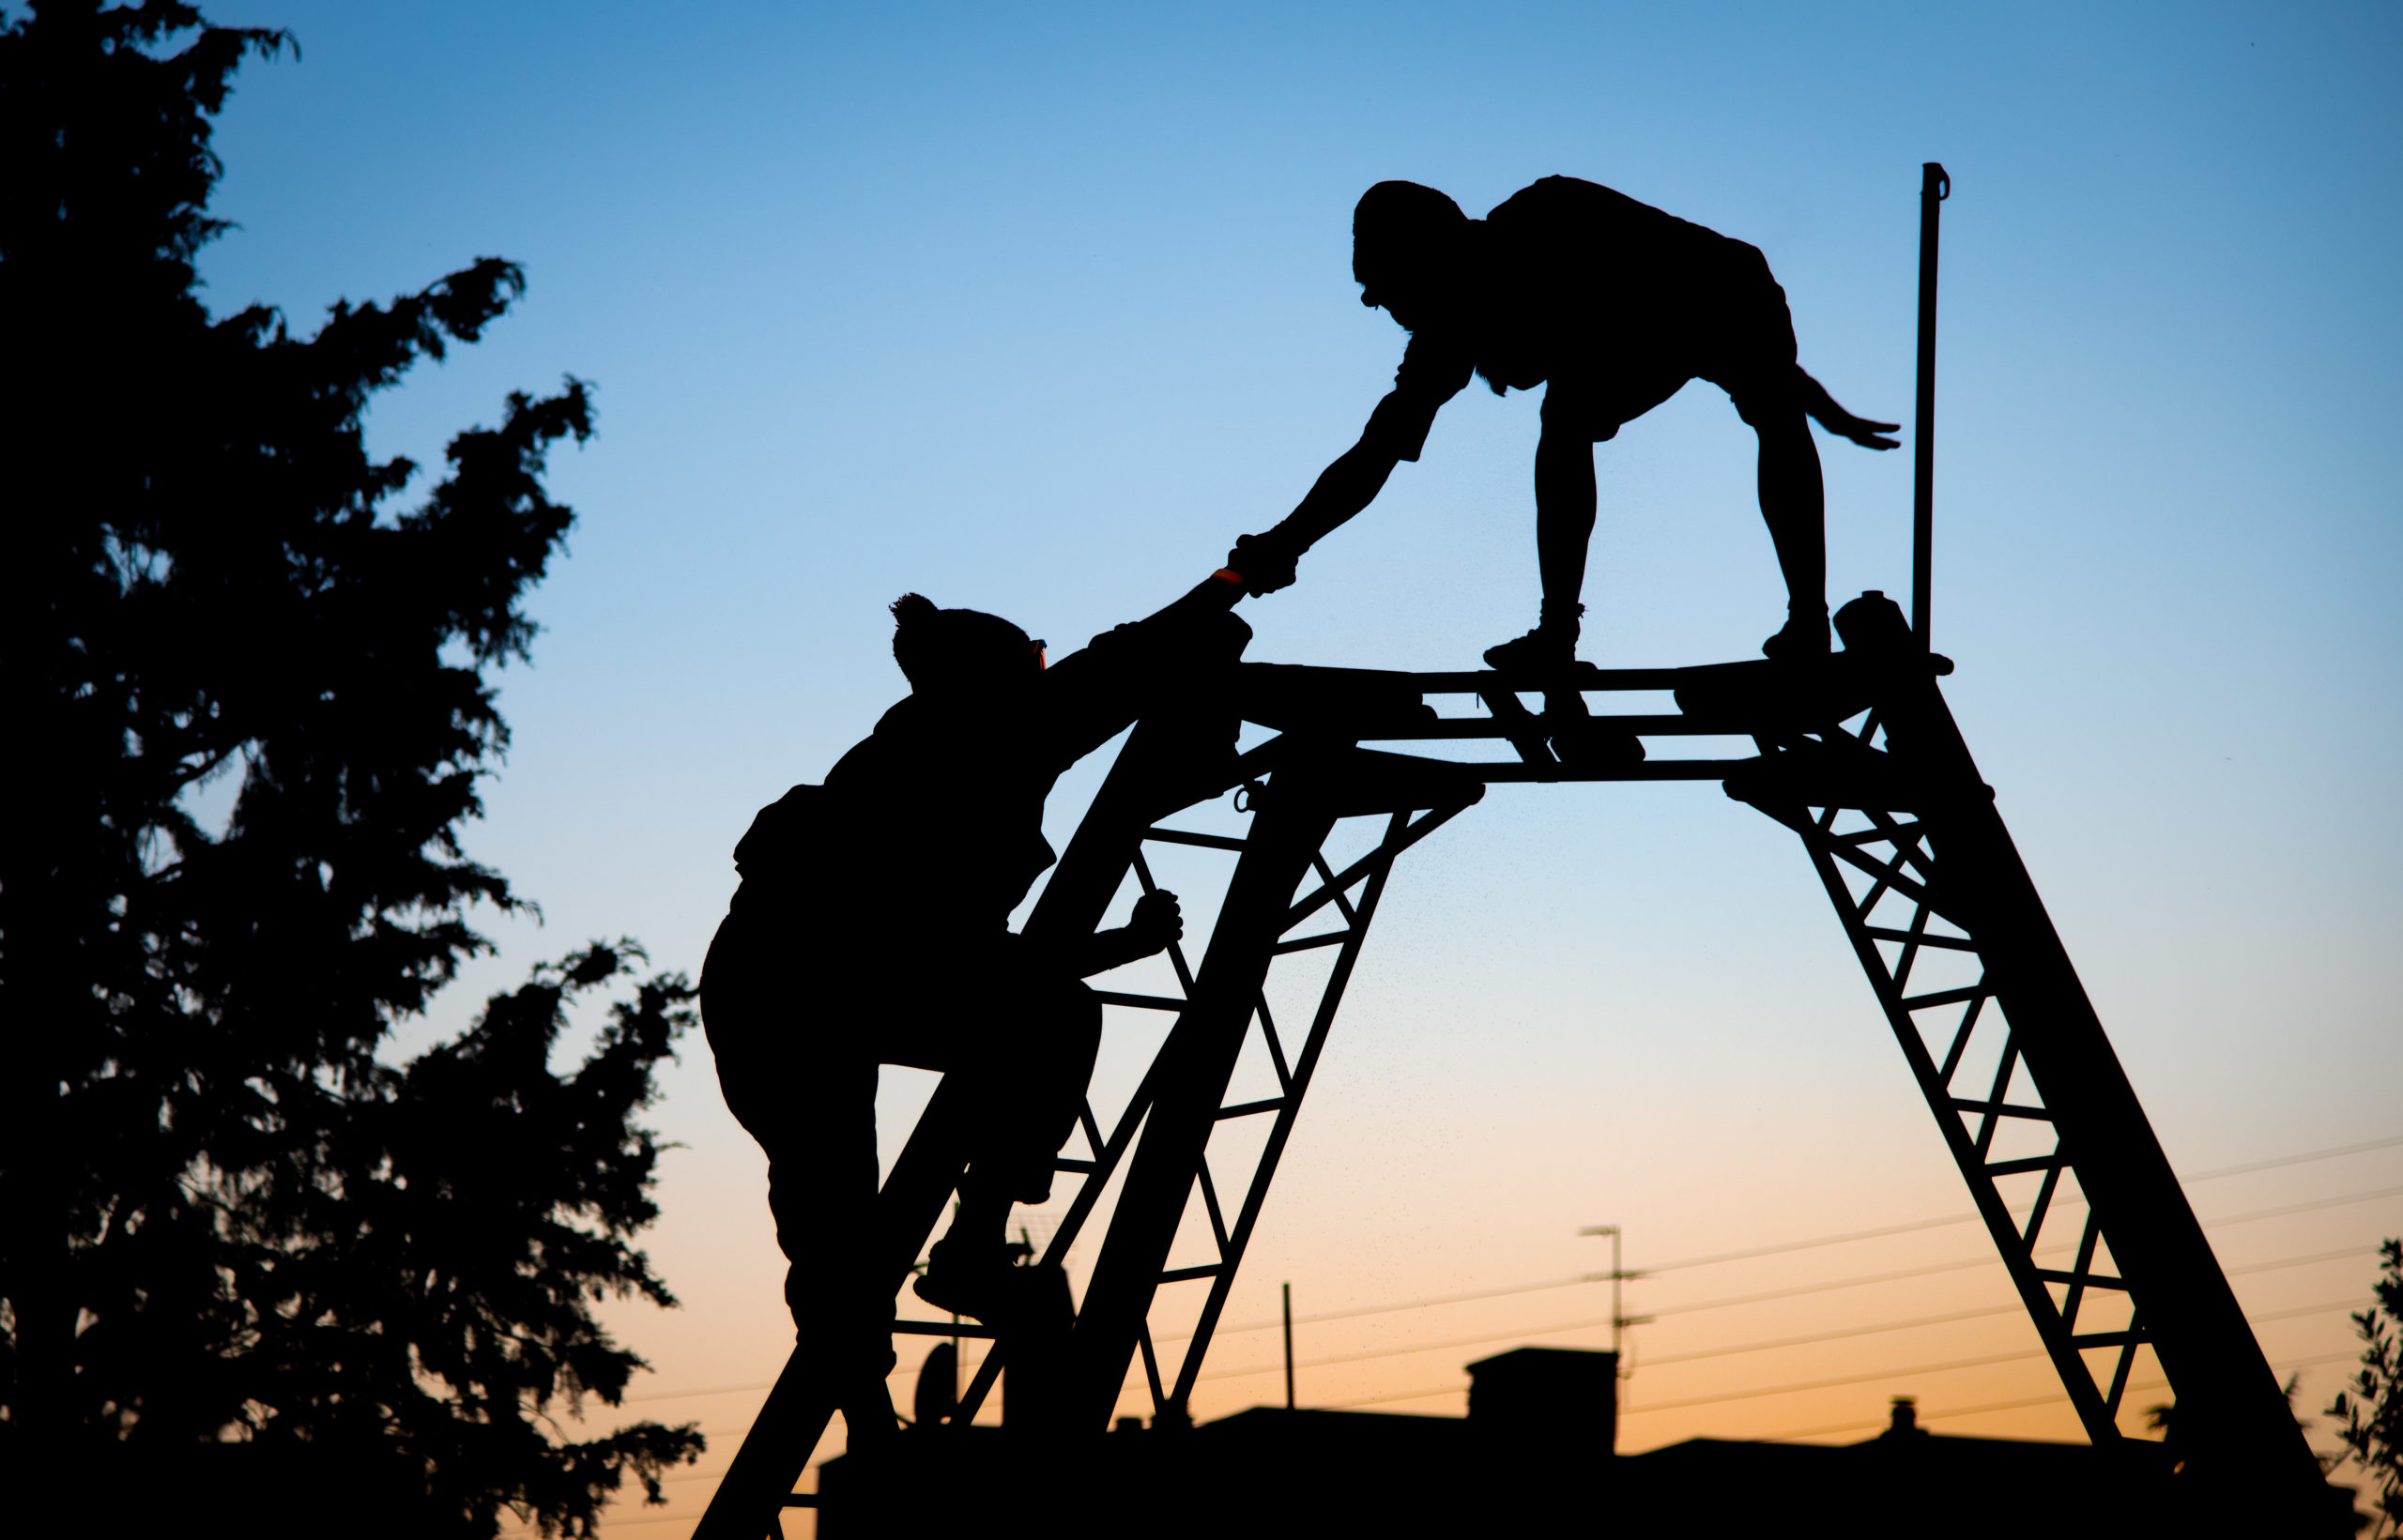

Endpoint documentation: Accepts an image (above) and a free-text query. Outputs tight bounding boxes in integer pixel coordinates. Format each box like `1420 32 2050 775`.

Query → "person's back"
1225 174 1898 670
699 583 1243 1442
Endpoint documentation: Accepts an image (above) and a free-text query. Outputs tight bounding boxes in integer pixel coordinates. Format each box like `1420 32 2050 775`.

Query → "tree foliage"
2330 1240 2403 1537
0 3 700 1532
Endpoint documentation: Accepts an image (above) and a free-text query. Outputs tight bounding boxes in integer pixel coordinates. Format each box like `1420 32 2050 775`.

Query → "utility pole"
1577 1225 1650 1364
1281 1282 1295 1410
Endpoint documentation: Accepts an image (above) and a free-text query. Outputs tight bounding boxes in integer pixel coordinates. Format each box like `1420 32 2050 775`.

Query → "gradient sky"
184 1 2400 1531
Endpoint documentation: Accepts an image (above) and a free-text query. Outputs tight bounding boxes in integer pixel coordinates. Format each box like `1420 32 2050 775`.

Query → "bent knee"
1726 374 1807 432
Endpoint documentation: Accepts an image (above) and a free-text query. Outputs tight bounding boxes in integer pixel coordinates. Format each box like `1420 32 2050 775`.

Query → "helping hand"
1227 533 1300 596
1127 889 1184 954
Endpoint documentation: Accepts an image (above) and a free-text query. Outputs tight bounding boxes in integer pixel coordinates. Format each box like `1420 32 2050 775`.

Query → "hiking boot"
1761 610 1831 661
913 1238 1026 1323
1482 624 1580 677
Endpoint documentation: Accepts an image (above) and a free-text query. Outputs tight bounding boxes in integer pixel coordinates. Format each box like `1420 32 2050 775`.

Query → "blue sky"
185 0 2400 1518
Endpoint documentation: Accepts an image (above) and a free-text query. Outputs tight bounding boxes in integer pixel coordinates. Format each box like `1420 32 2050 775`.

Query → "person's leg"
969 952 1103 1212
1487 371 1683 673
898 935 1104 1318
1533 423 1598 631
702 925 898 1439
1754 402 1829 654
758 1059 902 1445
1711 245 1830 658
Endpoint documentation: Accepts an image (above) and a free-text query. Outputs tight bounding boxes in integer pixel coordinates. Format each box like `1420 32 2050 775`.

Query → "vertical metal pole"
1281 1282 1295 1410
1610 1230 1623 1359
1912 161 1950 654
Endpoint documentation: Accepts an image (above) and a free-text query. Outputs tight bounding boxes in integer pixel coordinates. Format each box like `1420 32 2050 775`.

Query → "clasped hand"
1126 889 1184 953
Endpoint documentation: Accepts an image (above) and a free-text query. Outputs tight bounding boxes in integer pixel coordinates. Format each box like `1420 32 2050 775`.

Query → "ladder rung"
1275 931 1348 954
1159 1264 1223 1285
1901 984 1992 1010
1054 1157 1098 1173
2035 1269 2126 1289
1093 990 1186 1012
782 1497 820 1509
893 1319 997 1338
1217 1097 1286 1121
1860 925 1979 951
2068 1330 2146 1349
1983 1152 2065 1176
1951 1098 2049 1121
1146 827 1248 852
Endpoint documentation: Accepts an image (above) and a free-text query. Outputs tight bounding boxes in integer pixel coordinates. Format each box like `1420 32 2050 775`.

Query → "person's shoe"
1482 624 1580 677
1761 610 1831 661
841 1386 902 1451
913 1238 1025 1323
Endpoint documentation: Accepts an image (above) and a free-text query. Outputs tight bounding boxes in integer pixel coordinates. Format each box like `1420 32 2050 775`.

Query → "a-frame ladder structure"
695 592 2334 1538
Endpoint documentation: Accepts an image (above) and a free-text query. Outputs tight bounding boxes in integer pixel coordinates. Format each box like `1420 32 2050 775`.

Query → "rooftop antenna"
1913 161 1951 654
1577 1225 1649 1363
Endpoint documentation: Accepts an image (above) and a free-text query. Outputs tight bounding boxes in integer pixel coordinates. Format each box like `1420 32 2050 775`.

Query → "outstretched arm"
1231 331 1472 595
1230 430 1404 593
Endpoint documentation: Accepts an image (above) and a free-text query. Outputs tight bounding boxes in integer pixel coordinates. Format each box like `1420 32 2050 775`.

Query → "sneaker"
912 1239 1024 1323
1482 624 1579 676
1760 611 1831 661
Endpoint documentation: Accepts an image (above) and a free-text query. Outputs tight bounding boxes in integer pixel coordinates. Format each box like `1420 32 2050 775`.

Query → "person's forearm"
1268 437 1399 553
1071 925 1151 978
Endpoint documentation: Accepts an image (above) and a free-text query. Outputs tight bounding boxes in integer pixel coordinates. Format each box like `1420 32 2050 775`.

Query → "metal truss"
1752 727 2152 1437
696 593 2332 1540
943 786 1475 1428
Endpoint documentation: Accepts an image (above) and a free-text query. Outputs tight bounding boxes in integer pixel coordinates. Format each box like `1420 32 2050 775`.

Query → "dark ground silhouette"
1228 175 1899 668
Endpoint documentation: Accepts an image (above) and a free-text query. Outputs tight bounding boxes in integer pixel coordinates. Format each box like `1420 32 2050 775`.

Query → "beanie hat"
890 593 1041 690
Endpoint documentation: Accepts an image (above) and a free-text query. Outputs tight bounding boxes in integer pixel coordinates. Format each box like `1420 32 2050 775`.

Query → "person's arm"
1230 332 1473 595
1229 434 1400 592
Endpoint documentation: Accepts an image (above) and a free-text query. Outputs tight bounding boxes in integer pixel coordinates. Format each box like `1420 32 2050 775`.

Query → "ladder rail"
1163 800 1473 1413
696 624 2337 1537
1779 790 2129 1442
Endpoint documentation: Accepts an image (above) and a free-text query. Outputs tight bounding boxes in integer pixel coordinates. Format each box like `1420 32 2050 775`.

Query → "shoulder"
1395 327 1474 392
733 783 826 877
1487 175 1707 243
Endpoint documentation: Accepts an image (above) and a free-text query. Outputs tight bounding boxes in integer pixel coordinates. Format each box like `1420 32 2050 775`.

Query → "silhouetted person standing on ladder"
701 587 1244 1441
1228 176 1899 667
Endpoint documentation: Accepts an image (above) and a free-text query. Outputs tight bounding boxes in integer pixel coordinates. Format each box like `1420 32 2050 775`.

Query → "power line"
1192 1241 2387 1386
1648 1240 2380 1322
618 1136 2400 1410
1617 1301 2362 1418
1201 1303 2021 1385
1753 1349 2366 1441
1630 1175 2403 1278
1195 1136 2403 1341
2182 1133 2403 1182
1317 1302 2365 1420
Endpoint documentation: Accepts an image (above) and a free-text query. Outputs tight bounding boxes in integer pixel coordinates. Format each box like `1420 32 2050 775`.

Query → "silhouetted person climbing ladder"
700 587 1245 1444
1228 175 1899 667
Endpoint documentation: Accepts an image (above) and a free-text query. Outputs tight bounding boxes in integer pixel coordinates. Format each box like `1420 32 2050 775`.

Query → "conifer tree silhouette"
1 5 699 1532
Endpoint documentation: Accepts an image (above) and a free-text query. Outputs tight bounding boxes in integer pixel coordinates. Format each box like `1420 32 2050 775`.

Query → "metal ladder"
696 593 2334 1537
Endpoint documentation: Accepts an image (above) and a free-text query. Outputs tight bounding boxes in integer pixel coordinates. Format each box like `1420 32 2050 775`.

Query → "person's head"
890 593 1045 696
1352 180 1470 321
